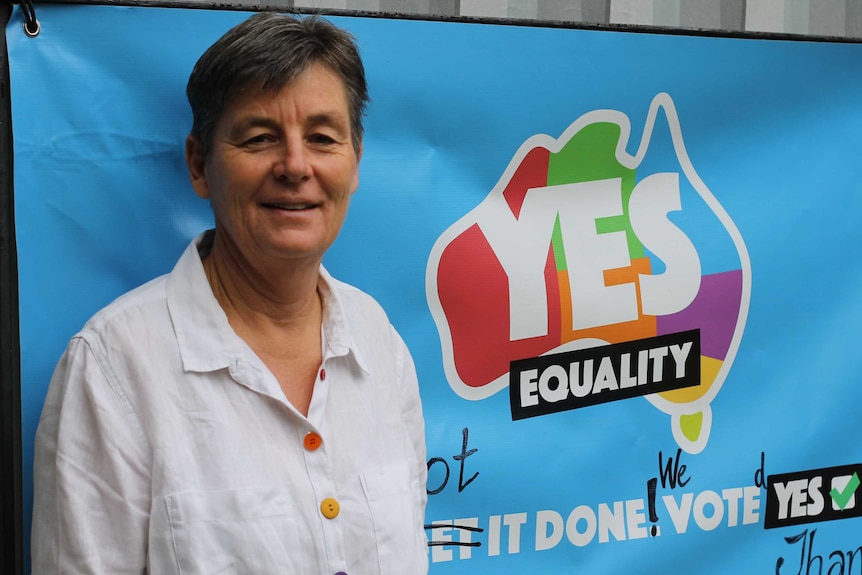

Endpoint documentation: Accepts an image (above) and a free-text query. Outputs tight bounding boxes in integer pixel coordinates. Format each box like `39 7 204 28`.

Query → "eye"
308 133 337 146
242 133 277 147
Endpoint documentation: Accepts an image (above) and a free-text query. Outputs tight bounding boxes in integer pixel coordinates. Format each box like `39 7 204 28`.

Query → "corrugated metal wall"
290 0 862 38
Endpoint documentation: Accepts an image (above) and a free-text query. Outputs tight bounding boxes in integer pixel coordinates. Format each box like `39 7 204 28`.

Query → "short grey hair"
187 13 369 158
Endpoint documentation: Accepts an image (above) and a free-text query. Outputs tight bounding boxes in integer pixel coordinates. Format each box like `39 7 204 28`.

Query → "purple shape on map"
656 269 743 361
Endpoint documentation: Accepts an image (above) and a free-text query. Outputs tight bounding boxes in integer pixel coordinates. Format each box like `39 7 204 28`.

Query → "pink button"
320 368 326 381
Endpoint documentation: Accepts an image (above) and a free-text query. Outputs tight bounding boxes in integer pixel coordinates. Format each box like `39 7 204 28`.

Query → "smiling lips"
261 202 317 211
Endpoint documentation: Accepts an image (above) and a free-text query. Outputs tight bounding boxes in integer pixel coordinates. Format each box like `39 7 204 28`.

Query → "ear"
349 140 363 195
185 135 210 200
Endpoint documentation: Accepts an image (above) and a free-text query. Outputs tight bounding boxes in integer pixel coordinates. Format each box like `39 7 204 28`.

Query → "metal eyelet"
24 18 41 38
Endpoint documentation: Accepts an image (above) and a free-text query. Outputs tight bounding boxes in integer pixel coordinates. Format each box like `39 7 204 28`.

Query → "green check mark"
830 472 861 511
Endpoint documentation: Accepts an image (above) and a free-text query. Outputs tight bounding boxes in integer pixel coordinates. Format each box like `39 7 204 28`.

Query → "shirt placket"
304 357 349 575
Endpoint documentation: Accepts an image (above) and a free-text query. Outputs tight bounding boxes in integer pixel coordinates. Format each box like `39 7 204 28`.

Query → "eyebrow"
233 111 349 131
305 112 349 130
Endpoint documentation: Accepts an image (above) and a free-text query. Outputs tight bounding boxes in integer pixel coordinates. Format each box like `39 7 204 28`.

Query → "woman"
32 13 428 574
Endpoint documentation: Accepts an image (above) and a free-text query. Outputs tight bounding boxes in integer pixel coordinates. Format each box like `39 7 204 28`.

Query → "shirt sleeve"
31 335 152 573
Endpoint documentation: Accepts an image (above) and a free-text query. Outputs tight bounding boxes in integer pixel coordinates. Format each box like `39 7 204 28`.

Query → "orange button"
304 432 322 451
320 498 340 519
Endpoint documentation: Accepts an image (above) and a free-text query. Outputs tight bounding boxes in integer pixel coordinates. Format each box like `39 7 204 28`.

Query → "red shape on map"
503 146 550 218
437 144 562 389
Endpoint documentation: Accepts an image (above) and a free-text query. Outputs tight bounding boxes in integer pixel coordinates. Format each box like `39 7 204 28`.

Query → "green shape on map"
547 122 642 272
680 412 704 443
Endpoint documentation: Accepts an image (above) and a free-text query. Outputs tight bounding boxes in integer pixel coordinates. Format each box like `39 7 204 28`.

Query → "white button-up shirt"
32 232 429 574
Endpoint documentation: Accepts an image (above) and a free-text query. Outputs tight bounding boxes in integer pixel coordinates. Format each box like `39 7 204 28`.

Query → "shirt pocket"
165 487 302 575
360 461 427 574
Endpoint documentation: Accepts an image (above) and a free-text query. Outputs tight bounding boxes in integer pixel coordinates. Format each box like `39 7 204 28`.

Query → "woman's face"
187 63 361 271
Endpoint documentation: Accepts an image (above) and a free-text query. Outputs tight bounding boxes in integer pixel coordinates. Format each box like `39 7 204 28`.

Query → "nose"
273 138 310 183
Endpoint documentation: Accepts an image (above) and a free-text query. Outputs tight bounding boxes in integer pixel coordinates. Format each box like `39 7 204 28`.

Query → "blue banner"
9 5 862 572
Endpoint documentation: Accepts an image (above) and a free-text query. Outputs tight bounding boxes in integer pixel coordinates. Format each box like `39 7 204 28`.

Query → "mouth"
261 202 317 211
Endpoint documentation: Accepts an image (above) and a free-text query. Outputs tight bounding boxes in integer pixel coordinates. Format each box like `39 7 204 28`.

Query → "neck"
201 230 325 415
202 230 323 337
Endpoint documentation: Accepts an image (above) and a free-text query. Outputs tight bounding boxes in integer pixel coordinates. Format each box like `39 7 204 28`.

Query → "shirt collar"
167 230 369 375
317 266 369 374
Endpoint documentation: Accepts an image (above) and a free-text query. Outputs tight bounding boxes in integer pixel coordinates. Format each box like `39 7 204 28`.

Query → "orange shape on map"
558 257 656 346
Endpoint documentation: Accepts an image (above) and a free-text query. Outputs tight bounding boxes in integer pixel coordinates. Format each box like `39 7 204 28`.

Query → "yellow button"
320 498 340 519
304 432 322 451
